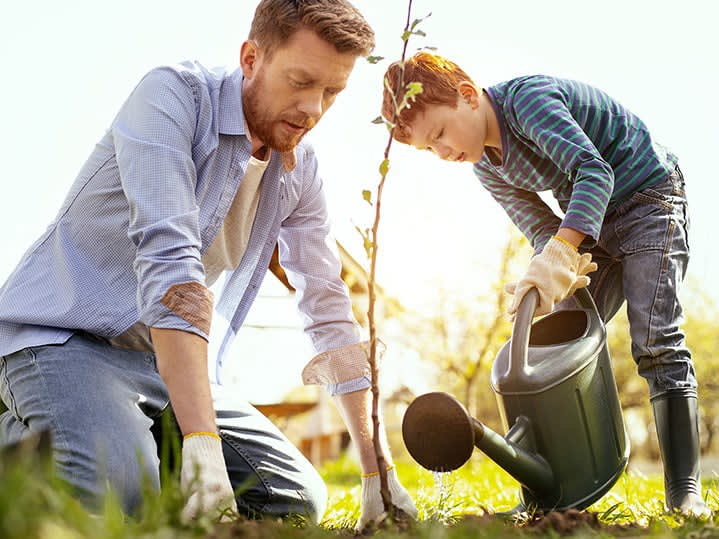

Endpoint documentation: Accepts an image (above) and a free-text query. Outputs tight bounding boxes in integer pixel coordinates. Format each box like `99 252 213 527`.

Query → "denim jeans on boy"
0 333 327 520
564 166 696 398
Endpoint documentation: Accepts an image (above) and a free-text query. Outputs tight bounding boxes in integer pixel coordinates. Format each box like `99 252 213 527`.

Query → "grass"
2 441 719 538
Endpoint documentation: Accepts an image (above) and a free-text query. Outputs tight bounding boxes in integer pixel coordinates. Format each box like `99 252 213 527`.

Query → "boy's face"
406 85 488 164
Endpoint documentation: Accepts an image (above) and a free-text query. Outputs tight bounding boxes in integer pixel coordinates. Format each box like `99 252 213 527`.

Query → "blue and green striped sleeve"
477 167 562 251
508 77 613 242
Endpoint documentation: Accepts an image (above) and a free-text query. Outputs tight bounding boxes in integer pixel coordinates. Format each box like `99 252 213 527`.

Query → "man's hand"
358 468 418 531
506 236 597 317
180 433 238 522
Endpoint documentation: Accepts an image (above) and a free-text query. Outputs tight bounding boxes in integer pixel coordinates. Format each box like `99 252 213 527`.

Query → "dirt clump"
521 509 641 536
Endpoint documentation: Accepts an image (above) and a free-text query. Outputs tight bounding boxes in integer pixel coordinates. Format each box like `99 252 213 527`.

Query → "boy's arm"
476 168 561 252
476 170 595 316
509 76 614 245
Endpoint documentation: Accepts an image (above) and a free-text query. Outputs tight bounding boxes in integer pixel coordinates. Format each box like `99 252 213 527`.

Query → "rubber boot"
652 392 711 517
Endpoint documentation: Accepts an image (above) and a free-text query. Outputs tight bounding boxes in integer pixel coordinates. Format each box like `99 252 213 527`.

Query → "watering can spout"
402 392 554 496
472 415 554 495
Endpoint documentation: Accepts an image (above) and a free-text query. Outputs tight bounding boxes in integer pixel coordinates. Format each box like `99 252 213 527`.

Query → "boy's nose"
436 144 451 160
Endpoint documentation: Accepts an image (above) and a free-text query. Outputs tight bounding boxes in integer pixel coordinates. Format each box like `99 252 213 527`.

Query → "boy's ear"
457 81 480 109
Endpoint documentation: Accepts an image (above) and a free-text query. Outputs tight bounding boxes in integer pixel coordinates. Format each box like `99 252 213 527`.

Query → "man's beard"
243 74 315 153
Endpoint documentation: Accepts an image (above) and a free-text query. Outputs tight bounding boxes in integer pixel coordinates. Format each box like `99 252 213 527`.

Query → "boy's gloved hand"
181 433 238 522
357 467 418 531
506 237 597 317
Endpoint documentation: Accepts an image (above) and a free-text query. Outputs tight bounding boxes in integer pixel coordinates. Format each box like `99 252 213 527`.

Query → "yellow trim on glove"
183 431 221 441
551 235 578 251
361 465 395 478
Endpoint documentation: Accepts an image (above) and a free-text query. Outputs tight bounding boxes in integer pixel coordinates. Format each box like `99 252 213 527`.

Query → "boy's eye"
435 128 444 140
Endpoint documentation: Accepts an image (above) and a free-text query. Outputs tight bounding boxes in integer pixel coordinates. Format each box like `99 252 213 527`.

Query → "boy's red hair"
382 52 475 143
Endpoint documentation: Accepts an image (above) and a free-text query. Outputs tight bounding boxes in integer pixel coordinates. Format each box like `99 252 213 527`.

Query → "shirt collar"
218 68 297 172
218 68 246 136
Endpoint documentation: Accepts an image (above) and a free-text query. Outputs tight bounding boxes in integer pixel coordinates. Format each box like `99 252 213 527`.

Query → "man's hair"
382 52 475 143
249 0 375 58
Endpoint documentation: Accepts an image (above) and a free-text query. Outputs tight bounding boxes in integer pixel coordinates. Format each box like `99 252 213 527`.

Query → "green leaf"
371 115 384 125
366 55 384 64
405 81 423 100
401 30 411 41
412 29 426 37
362 190 372 205
379 159 390 177
410 12 432 30
363 236 373 256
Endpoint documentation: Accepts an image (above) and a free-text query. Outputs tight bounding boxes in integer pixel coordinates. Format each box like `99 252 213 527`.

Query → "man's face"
406 89 487 164
241 28 358 152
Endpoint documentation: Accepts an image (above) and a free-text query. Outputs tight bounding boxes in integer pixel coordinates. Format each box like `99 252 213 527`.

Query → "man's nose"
297 90 324 120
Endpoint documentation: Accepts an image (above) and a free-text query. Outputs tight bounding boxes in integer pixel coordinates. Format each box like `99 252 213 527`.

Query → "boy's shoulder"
488 74 561 106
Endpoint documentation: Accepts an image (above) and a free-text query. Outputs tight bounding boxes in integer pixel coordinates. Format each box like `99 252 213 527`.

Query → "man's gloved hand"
181 432 238 523
506 236 597 317
357 467 418 531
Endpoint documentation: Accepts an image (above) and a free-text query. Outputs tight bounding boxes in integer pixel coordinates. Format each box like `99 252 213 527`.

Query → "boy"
382 52 708 516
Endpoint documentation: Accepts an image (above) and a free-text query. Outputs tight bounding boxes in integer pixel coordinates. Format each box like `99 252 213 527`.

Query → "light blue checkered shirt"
0 61 361 384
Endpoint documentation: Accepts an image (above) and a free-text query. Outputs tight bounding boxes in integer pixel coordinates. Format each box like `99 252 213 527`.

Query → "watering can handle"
508 287 600 377
508 287 539 377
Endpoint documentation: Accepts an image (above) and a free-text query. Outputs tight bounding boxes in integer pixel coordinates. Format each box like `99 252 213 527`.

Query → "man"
381 52 709 517
0 0 416 527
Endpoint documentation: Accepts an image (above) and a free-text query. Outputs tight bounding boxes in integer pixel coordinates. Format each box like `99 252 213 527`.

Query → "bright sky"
1 1 717 400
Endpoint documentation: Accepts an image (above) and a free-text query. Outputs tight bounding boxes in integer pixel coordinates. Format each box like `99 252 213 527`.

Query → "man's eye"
290 79 310 88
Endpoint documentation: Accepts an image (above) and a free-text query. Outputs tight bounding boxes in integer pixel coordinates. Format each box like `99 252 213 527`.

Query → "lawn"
2 443 718 538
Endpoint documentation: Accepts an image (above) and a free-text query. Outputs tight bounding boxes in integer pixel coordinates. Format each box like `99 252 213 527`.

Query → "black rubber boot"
652 392 711 517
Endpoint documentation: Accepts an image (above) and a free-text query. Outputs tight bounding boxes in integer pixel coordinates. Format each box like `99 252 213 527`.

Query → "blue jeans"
567 166 696 398
0 333 326 520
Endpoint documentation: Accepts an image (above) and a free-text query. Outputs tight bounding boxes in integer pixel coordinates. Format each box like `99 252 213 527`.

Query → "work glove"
357 467 418 531
181 433 238 522
506 236 597 318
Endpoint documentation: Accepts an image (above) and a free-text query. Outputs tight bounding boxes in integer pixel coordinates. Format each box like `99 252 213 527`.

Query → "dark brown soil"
519 509 643 536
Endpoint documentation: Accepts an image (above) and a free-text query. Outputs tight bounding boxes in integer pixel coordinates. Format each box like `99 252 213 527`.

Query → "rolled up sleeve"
278 147 364 381
112 67 212 339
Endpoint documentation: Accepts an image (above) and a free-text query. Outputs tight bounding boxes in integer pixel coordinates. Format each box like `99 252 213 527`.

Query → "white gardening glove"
180 433 238 522
506 237 597 317
357 468 418 531
566 252 598 297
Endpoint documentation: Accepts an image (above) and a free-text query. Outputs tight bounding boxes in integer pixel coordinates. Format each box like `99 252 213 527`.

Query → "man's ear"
457 81 480 109
240 40 260 79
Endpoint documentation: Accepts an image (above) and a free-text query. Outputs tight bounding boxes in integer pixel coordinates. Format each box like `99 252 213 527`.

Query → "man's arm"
112 65 236 520
333 388 390 473
151 328 216 435
280 147 417 527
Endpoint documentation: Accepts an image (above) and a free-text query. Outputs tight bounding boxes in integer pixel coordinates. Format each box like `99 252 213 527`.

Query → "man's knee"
289 463 328 524
54 430 160 514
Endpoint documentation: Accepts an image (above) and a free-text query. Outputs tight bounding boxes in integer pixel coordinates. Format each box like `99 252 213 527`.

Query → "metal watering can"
402 288 630 511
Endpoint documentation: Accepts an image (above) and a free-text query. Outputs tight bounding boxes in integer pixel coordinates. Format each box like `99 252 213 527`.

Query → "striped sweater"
473 75 676 252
